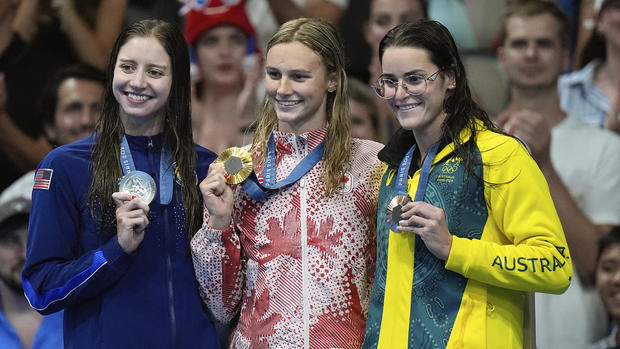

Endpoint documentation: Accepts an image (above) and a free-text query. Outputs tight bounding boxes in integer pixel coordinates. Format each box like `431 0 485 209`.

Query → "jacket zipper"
148 137 177 344
293 136 311 349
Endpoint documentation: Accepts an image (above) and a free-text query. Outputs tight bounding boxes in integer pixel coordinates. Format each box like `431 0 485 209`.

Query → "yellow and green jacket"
362 122 572 349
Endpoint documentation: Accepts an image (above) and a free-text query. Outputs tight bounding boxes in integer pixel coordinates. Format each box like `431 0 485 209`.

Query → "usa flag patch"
33 169 53 190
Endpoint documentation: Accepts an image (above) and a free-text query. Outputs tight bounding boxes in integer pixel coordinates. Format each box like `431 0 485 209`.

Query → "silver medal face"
386 195 411 232
118 171 157 205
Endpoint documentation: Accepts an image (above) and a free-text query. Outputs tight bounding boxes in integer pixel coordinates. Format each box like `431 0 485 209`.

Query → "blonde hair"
251 18 351 197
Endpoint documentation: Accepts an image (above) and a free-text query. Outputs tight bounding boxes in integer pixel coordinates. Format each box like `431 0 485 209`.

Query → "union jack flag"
33 169 53 190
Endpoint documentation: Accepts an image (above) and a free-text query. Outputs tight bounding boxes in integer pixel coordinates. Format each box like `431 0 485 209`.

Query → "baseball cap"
0 172 33 230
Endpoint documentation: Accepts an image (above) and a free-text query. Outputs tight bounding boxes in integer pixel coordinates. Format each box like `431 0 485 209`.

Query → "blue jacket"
22 134 219 349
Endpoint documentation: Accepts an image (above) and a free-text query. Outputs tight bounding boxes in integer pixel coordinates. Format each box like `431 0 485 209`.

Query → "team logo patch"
175 164 183 185
33 169 53 190
341 172 353 193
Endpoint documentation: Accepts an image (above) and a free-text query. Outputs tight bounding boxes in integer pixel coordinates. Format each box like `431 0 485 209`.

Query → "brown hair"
88 19 201 237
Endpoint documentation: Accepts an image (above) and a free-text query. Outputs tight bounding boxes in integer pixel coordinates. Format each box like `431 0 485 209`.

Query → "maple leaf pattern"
192 132 384 349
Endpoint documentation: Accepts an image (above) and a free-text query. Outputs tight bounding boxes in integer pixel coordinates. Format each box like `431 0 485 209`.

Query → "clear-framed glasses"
372 69 442 99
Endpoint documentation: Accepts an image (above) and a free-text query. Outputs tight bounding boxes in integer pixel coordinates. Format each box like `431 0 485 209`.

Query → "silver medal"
118 171 157 205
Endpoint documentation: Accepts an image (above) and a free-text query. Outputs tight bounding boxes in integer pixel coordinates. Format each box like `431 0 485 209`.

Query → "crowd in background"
0 0 619 348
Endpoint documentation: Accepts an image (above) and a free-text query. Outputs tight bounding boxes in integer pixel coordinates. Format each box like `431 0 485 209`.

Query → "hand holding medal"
387 142 439 233
215 147 253 184
200 147 253 230
118 171 157 205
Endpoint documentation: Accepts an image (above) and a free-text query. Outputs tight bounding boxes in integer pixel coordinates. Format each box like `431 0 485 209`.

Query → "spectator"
0 0 126 191
348 77 382 142
39 63 105 147
496 1 620 347
559 0 620 133
183 0 260 153
590 226 620 349
246 0 350 49
0 185 63 349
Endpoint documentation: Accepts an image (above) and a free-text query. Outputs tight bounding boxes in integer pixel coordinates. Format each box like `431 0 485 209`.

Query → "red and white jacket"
191 128 384 349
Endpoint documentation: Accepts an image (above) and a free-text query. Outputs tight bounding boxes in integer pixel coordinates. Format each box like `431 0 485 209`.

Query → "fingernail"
131 195 136 199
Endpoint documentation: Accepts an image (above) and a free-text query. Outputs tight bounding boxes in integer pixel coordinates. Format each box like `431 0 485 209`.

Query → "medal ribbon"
242 133 324 201
120 135 174 205
393 141 440 202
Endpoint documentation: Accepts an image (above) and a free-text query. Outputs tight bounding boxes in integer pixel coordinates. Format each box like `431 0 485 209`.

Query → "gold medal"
118 171 157 205
386 194 411 231
216 147 253 184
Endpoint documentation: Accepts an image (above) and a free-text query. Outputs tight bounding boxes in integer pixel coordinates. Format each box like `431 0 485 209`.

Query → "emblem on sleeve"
33 169 53 190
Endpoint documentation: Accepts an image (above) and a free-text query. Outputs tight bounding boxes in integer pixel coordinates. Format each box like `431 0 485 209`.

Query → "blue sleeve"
21 149 134 315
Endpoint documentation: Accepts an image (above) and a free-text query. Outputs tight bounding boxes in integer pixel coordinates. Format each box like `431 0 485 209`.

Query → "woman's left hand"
397 201 452 260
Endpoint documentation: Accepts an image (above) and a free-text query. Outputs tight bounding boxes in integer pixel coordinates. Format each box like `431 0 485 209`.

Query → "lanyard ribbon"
120 135 174 205
243 133 324 201
393 141 440 202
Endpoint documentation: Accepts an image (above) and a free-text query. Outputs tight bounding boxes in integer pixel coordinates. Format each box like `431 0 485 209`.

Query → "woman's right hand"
113 192 150 253
199 162 234 230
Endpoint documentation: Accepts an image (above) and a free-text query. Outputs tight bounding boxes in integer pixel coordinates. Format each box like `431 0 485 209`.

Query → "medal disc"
118 171 157 204
216 147 253 184
386 194 411 232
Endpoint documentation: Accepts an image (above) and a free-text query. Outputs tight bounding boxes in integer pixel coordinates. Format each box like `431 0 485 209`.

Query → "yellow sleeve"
445 136 572 294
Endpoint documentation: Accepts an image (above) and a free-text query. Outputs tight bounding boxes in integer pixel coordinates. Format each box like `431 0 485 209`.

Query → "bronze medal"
386 194 411 231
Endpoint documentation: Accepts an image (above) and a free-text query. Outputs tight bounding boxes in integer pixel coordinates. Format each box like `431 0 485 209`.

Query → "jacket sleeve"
21 152 134 315
191 210 244 329
445 138 572 294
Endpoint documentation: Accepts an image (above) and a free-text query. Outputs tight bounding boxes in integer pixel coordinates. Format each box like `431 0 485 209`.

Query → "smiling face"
45 77 103 145
194 25 247 87
112 36 172 131
380 46 453 134
498 13 566 90
264 41 336 134
597 243 620 321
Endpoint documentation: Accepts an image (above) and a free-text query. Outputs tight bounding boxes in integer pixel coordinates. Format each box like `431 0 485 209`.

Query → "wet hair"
88 19 201 237
252 17 351 197
379 20 498 178
597 226 620 263
37 63 105 128
499 0 571 48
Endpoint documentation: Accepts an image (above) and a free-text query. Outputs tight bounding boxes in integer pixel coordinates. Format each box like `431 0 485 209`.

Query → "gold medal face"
118 171 157 205
386 195 411 230
216 147 253 184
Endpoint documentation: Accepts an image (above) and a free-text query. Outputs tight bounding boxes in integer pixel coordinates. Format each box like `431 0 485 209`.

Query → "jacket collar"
272 127 328 154
379 121 480 172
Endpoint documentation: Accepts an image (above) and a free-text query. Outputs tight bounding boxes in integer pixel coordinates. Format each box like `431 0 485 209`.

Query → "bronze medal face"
216 147 253 184
118 171 157 204
386 195 411 231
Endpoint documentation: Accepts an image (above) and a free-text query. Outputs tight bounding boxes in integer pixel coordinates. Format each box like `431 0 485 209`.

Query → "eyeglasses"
372 69 442 99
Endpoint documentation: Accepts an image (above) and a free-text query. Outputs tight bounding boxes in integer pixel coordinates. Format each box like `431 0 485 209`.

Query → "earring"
328 86 336 93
